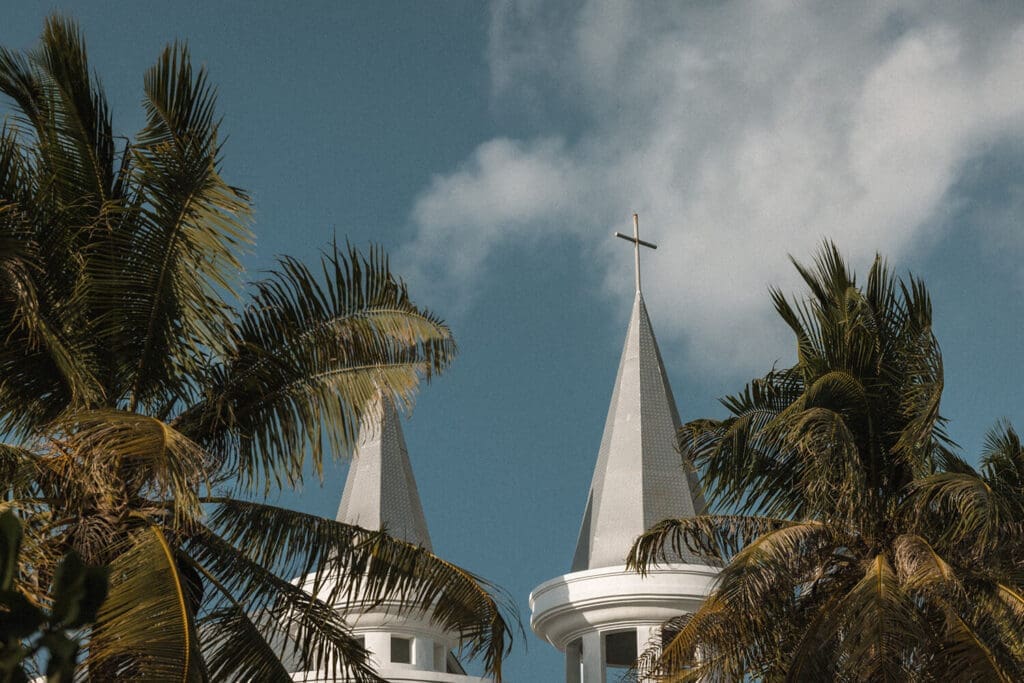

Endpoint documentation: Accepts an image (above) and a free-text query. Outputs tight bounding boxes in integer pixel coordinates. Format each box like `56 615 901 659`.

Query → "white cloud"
408 138 584 285
399 1 1024 375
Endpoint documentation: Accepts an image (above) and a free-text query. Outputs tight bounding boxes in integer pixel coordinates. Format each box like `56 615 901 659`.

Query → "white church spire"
570 289 705 571
294 395 486 681
573 213 704 570
336 393 432 549
530 215 718 683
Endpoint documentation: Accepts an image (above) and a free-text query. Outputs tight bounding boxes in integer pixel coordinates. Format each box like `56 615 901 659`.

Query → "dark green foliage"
0 511 108 683
0 15 512 681
629 243 1024 681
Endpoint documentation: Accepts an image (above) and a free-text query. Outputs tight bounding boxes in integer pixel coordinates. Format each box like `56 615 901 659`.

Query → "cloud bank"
400 1 1024 374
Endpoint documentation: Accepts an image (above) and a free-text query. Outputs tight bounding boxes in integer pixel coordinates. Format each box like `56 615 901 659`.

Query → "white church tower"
529 216 718 682
293 395 488 683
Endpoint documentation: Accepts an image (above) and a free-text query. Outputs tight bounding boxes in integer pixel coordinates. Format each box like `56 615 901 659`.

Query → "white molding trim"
530 563 719 649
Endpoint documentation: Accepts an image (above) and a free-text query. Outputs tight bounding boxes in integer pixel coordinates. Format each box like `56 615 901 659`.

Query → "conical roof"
336 396 432 550
571 291 706 571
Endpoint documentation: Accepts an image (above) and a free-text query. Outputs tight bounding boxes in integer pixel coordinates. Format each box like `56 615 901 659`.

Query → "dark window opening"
391 636 411 664
605 629 637 668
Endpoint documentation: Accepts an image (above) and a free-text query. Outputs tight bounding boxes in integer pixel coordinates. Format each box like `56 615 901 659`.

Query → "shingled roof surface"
336 396 433 550
572 292 707 571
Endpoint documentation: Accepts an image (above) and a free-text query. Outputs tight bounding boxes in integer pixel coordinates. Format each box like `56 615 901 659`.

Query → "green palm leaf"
0 128 102 433
54 409 209 525
628 514 792 569
107 41 251 411
178 244 456 491
196 604 295 683
184 526 381 682
200 498 515 680
631 243 1024 679
89 526 206 681
0 16 510 681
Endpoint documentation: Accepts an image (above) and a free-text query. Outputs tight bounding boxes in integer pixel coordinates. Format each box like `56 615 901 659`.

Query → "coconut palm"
628 244 1024 681
0 16 513 682
911 424 1024 568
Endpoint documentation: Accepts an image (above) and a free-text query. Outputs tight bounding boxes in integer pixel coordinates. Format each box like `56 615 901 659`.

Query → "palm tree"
628 244 1024 681
0 16 513 682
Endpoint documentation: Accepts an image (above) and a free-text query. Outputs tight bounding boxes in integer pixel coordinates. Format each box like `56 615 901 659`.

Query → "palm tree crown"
0 16 514 681
629 244 1024 681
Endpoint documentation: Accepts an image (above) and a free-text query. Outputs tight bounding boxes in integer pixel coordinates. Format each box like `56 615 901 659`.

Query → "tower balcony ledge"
297 574 456 637
529 563 719 650
292 667 488 683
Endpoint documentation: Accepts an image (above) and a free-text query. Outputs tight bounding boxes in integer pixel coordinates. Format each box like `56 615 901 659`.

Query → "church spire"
571 217 704 571
296 396 481 679
531 217 717 683
336 394 432 550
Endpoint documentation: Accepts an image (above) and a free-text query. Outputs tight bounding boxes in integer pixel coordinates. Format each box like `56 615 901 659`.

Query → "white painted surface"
530 564 718 650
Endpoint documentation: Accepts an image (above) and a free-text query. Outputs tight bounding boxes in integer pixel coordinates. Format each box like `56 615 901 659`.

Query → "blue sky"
4 3 1024 680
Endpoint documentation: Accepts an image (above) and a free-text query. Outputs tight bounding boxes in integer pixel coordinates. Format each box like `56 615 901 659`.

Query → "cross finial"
614 213 657 294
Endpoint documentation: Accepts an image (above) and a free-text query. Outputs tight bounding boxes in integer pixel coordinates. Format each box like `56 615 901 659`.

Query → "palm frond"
641 596 732 682
0 154 102 433
184 524 384 682
628 514 792 571
197 603 319 683
891 534 957 591
52 409 209 526
33 15 116 206
813 555 923 681
89 525 206 681
686 368 804 516
982 422 1024 493
907 471 1003 554
199 497 515 680
711 521 840 618
782 406 867 523
0 442 44 501
929 592 1016 682
197 605 295 683
633 519 850 680
177 244 455 491
88 39 252 412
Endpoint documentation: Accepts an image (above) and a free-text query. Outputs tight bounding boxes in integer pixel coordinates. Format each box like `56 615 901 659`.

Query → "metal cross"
614 213 657 294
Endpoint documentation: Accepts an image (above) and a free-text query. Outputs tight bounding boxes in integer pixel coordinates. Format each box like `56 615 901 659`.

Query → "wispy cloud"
399 1 1024 375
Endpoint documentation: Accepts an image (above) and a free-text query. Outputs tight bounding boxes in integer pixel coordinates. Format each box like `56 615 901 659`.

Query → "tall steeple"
530 215 717 683
571 290 704 571
293 396 487 681
335 395 432 549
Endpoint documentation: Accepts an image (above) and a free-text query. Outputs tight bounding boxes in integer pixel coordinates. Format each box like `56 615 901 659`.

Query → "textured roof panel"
571 292 707 570
336 396 433 550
